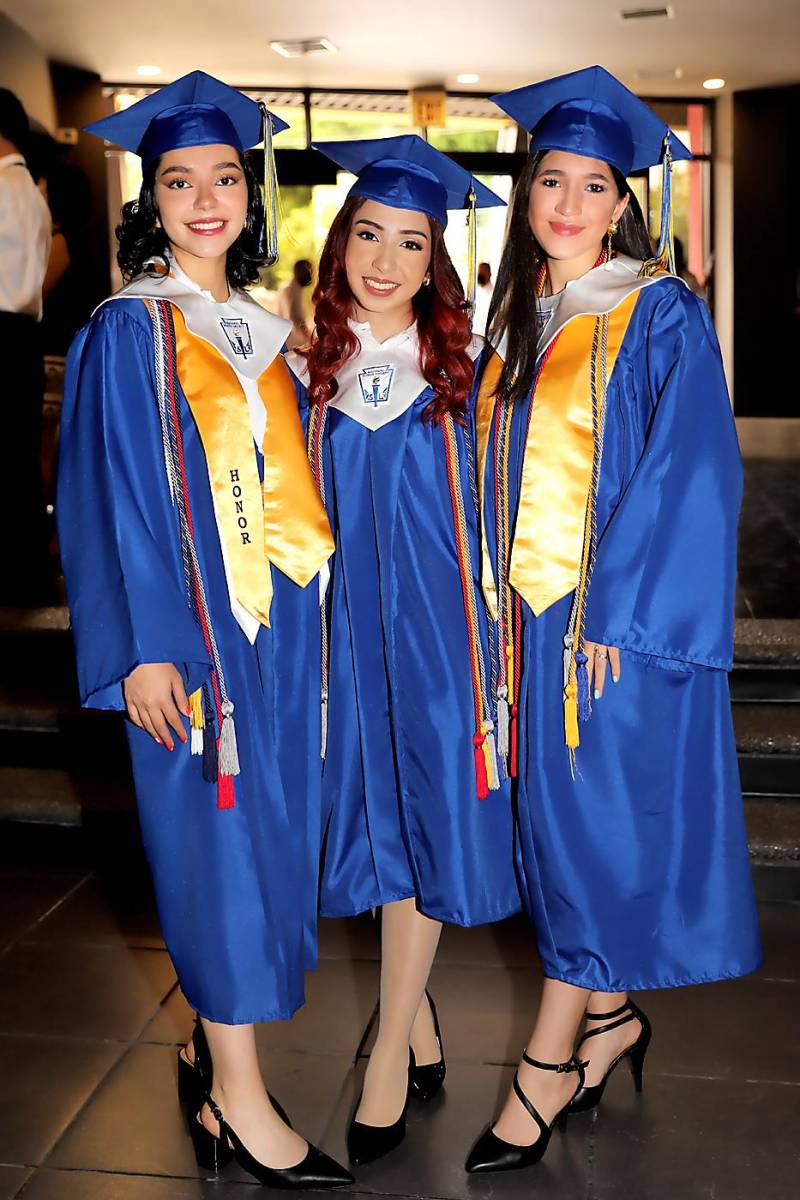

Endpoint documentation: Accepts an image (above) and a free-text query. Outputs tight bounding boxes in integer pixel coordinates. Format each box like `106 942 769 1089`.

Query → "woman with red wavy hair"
288 137 519 1167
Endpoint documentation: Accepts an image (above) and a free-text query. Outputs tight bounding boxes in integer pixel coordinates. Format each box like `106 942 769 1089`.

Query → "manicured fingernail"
594 689 601 700
166 742 174 752
180 733 187 743
185 706 192 717
612 674 620 683
155 737 162 745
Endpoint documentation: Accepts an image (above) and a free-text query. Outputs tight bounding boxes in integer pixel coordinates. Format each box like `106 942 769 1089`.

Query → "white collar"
0 153 27 171
348 317 419 352
97 255 291 379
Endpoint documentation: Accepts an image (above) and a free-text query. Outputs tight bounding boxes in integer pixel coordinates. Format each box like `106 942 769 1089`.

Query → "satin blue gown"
307 371 520 926
58 300 322 1023
482 278 761 990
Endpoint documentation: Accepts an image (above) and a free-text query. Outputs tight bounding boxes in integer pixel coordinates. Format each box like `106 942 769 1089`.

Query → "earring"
422 277 431 287
604 219 618 269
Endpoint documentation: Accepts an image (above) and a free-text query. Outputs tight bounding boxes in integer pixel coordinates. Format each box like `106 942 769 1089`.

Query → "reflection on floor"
0 823 796 1200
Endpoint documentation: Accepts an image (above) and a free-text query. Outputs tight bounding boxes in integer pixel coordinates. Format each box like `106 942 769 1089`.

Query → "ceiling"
3 0 799 97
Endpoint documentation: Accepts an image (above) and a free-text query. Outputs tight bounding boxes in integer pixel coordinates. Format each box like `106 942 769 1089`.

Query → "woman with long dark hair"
465 66 761 1173
57 72 351 1189
290 136 519 1166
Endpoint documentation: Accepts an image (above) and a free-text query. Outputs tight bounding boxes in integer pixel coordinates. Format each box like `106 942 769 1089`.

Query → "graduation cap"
312 134 505 306
492 65 691 273
491 65 690 175
84 70 288 262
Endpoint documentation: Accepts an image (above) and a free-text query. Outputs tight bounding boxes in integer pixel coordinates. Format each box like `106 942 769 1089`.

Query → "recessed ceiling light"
457 73 480 85
702 77 726 90
136 64 162 78
270 37 337 58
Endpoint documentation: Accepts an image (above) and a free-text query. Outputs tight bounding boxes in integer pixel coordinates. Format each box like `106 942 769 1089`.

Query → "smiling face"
154 142 248 267
343 199 432 331
528 149 629 264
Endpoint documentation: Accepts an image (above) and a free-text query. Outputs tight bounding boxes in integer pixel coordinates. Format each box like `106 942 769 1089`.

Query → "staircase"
1 609 798 899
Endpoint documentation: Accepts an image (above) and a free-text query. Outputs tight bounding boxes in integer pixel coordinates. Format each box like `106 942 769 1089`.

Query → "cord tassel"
258 102 280 265
217 769 235 810
218 700 240 777
320 690 328 760
466 187 478 315
496 685 510 762
189 688 204 756
575 651 592 722
473 731 489 800
564 681 580 751
482 721 500 791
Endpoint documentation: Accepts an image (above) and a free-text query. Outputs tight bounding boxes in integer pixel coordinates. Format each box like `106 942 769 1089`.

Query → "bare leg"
357 898 442 1125
579 990 643 1086
492 979 588 1147
197 1019 308 1168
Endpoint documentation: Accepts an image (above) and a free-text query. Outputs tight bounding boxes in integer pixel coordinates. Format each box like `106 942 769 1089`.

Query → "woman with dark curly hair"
289 137 519 1167
57 72 352 1190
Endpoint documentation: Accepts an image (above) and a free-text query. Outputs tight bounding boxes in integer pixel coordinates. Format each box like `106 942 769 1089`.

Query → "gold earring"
605 219 618 266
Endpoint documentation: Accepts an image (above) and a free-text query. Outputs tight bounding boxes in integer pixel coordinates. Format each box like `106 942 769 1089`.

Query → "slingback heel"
177 1016 291 1127
409 990 446 1102
567 998 652 1114
465 1052 585 1174
191 1093 354 1188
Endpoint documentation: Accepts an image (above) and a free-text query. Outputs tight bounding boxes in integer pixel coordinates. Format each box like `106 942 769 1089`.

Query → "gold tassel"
564 680 580 750
466 188 478 314
189 688 204 756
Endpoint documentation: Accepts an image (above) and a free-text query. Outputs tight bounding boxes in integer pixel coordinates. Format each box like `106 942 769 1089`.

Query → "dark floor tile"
0 874 86 953
0 1165 30 1200
0 1034 125 1164
322 1059 590 1200
639 976 799 1083
27 876 163 949
756 901 800 980
46 1042 352 1181
144 959 379 1057
0 943 175 1039
23 1172 368 1200
591 1073 799 1200
362 962 541 1066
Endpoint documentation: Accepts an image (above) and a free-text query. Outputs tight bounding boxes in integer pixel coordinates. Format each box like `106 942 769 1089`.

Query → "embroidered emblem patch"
536 309 553 336
219 317 254 358
357 363 394 408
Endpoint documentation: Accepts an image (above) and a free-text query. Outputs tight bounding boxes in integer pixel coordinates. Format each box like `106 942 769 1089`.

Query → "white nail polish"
594 689 601 700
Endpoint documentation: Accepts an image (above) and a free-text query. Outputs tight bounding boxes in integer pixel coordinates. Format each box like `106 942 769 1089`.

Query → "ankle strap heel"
567 998 652 1115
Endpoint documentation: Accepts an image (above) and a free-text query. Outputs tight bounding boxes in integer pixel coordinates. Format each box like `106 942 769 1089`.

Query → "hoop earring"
422 277 431 287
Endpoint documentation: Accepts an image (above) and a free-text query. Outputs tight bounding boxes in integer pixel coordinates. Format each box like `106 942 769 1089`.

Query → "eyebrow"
159 161 242 176
537 168 611 181
354 217 429 239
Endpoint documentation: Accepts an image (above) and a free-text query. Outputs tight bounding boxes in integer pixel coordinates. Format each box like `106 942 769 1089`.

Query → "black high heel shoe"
347 1053 413 1165
409 990 446 1102
190 1093 354 1188
465 1052 585 1174
177 1017 291 1128
567 998 651 1114
177 1019 212 1112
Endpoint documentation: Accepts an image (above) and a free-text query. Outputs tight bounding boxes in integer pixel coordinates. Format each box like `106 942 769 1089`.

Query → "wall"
0 12 56 131
713 93 734 395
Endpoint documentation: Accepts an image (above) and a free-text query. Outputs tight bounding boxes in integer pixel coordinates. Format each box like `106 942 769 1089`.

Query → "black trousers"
0 312 52 604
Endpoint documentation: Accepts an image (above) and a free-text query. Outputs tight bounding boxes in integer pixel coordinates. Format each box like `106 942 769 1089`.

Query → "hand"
124 663 190 750
582 641 621 700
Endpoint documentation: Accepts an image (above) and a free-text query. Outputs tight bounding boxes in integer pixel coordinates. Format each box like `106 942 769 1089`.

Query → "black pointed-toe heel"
568 998 652 1114
192 1094 354 1188
465 1052 585 1175
409 990 446 1102
177 1018 212 1112
177 1016 292 1128
347 1055 412 1165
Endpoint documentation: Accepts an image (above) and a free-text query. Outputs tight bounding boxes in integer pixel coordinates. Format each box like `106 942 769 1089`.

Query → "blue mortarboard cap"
311 134 505 229
492 65 691 175
84 70 288 164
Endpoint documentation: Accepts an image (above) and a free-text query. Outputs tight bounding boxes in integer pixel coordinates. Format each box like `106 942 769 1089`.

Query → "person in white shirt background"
0 89 52 603
471 260 494 334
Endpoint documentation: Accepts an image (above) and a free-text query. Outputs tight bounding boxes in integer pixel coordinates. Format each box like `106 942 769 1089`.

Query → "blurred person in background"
471 260 494 333
673 235 707 302
277 257 314 347
0 89 52 604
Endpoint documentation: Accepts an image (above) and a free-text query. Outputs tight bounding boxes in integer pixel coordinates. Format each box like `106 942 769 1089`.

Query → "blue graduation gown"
58 298 323 1023
296 336 520 926
482 272 761 990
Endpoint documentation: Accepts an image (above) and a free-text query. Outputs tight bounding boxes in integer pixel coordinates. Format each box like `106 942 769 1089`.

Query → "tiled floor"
0 824 797 1200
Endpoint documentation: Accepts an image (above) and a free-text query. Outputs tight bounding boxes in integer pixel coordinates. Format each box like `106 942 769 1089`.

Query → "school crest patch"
219 317 254 358
357 363 394 408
